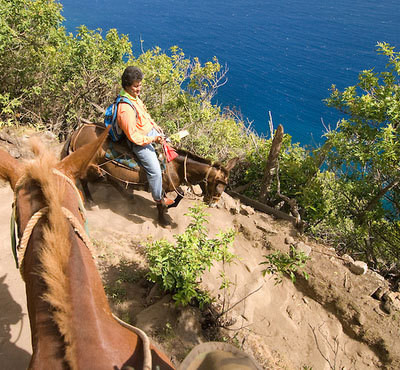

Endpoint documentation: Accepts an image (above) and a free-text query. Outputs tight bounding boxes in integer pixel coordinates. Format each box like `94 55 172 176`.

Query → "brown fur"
21 150 77 368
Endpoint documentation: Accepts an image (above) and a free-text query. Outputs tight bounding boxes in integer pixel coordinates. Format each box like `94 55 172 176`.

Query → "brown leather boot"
156 199 171 226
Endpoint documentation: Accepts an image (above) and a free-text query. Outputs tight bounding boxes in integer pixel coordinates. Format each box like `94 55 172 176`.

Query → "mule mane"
176 148 212 165
22 144 77 367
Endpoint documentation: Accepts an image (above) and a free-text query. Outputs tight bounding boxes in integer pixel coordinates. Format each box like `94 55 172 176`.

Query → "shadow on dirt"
0 275 31 369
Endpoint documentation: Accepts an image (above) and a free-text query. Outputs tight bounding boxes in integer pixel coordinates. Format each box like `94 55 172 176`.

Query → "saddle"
104 140 142 170
70 123 176 173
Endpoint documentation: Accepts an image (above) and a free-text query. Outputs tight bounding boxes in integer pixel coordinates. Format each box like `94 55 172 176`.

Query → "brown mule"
0 129 174 369
62 123 239 226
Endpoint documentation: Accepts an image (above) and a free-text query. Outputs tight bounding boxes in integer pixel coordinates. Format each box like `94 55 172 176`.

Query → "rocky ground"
0 128 399 369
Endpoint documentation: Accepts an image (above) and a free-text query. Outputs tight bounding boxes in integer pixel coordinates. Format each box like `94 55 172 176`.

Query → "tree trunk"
259 124 284 202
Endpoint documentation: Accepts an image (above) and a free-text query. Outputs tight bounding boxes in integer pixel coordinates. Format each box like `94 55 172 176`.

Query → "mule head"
203 157 239 205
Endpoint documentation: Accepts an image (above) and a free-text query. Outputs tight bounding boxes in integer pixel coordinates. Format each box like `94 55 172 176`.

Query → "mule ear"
0 149 23 190
58 127 109 180
225 157 240 172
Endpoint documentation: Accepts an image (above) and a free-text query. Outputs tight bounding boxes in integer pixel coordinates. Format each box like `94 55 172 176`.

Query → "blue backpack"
104 96 135 142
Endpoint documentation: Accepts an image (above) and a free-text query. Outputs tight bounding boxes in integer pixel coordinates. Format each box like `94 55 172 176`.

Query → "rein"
11 167 153 370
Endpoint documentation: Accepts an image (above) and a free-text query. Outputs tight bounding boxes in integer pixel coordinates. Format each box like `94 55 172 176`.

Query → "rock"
8 148 21 159
239 204 255 216
349 261 368 275
176 308 203 344
367 270 385 281
254 220 278 234
372 287 388 301
146 283 163 305
342 254 354 264
43 130 57 140
0 130 18 145
286 305 302 323
354 311 365 326
191 184 203 195
382 301 392 314
284 236 295 245
220 192 240 214
135 295 175 333
294 241 312 257
382 291 400 312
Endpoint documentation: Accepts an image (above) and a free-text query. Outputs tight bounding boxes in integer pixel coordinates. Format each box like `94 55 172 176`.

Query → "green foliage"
0 0 131 134
321 42 400 267
146 202 236 308
260 245 310 284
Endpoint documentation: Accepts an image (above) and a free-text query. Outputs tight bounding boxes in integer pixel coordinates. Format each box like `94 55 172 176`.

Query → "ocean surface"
61 0 400 145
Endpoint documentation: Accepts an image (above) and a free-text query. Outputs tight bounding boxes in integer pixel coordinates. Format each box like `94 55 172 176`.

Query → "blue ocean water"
61 0 400 145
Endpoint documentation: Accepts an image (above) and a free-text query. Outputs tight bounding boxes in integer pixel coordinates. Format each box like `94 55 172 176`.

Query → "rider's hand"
153 135 163 144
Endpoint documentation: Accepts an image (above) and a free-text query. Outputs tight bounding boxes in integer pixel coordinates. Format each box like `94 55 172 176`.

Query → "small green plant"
146 202 236 308
260 245 310 284
104 280 127 303
162 322 174 340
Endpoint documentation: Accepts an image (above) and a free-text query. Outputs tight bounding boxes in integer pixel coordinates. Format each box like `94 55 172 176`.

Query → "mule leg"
167 187 184 208
80 178 96 209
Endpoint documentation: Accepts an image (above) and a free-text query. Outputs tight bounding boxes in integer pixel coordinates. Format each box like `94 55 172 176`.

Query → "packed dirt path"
0 130 399 369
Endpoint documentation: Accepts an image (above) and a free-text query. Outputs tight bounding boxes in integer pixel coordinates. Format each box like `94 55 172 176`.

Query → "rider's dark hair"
121 66 143 88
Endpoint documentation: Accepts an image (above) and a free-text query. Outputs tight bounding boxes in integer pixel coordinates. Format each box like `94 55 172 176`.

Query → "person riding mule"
115 66 175 210
63 66 240 226
62 125 239 227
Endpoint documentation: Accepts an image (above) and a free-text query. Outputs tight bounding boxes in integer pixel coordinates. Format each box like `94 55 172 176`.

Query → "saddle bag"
104 96 135 142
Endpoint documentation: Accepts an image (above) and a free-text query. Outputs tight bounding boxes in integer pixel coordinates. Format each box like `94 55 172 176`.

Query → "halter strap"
204 166 213 182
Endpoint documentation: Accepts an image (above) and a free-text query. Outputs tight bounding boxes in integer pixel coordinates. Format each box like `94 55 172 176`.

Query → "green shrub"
261 245 310 284
146 202 235 308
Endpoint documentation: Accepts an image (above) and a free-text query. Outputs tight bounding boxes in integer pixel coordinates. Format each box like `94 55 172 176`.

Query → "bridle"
172 154 227 203
203 166 227 203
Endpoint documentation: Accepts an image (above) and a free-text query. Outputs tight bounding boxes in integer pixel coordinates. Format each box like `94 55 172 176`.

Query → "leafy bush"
146 203 235 308
260 245 310 284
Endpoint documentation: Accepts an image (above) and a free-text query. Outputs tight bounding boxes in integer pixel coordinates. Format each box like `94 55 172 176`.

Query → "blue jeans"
131 128 163 201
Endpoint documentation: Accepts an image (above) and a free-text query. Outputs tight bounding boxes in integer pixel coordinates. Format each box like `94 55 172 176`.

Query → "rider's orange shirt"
117 94 160 146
